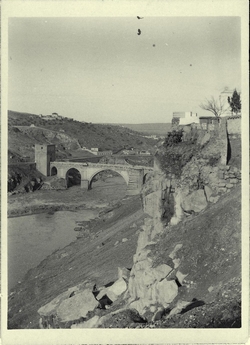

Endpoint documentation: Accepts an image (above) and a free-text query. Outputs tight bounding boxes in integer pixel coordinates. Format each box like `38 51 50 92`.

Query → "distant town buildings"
91 148 99 154
97 150 113 157
38 113 73 121
172 111 199 126
39 113 63 120
90 148 112 156
142 134 158 139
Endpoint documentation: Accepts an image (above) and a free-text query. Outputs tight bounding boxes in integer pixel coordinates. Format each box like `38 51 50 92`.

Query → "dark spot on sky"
137 29 141 35
153 44 155 47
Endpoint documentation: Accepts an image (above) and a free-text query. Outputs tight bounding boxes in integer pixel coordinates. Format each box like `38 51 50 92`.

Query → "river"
8 209 98 291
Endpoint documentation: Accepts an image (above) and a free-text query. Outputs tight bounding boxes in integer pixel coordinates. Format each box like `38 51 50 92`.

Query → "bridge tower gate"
35 144 55 176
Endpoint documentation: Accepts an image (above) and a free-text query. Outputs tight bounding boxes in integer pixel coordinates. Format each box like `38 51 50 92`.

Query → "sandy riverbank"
7 177 127 217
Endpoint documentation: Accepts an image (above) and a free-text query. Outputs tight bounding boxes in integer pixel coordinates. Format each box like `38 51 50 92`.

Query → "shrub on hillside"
208 154 220 167
163 129 183 147
156 129 197 178
172 117 180 126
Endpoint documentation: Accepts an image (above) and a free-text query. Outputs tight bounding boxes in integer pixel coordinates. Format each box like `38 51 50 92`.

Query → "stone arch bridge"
50 161 153 195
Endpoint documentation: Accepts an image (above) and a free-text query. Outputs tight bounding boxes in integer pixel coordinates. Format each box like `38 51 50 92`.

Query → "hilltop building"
39 113 63 120
172 111 199 126
90 148 113 156
219 87 241 116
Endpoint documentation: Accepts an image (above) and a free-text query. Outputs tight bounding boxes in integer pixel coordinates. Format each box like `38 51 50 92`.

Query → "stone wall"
227 117 241 135
198 118 228 165
226 117 241 169
180 120 228 165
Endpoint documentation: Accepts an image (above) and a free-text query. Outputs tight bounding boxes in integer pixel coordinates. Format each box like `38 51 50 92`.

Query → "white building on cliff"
172 111 199 126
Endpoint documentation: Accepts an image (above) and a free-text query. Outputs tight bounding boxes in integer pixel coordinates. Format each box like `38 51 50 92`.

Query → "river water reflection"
8 209 98 291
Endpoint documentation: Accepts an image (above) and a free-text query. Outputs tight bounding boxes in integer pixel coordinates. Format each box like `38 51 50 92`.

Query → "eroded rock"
181 189 207 213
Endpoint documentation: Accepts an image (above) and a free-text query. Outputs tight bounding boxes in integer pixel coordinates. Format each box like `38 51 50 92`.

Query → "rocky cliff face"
126 167 241 324
125 119 241 325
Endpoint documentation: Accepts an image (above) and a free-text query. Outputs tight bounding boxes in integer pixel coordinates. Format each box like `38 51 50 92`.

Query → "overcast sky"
8 16 241 123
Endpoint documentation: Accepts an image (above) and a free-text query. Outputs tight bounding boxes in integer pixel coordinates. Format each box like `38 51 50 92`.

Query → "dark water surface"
8 209 98 291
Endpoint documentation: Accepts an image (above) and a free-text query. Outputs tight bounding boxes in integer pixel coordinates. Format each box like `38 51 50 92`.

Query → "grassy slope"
8 111 158 161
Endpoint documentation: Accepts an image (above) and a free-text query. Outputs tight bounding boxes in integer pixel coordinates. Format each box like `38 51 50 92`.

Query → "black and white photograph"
1 0 249 344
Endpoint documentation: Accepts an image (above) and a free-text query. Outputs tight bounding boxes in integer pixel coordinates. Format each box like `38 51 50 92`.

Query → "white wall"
179 112 199 125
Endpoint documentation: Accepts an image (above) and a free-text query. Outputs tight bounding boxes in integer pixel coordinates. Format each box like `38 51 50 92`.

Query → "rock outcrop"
124 119 241 323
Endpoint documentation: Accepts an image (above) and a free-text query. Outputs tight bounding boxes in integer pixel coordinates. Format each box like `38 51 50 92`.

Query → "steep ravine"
8 120 242 329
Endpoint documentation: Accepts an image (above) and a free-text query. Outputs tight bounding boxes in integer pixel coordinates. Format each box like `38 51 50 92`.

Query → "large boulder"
56 288 99 322
128 278 178 315
108 278 127 296
154 279 178 307
181 189 207 213
38 286 81 317
96 278 127 303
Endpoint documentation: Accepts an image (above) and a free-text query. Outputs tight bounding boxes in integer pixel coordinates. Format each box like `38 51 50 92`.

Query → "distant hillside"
8 111 158 161
113 123 172 136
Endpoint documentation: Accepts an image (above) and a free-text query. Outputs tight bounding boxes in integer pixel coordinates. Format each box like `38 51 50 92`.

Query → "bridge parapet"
87 162 154 172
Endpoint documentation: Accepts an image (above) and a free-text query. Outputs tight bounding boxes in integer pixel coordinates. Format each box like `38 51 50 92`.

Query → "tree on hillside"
228 89 241 115
199 96 226 117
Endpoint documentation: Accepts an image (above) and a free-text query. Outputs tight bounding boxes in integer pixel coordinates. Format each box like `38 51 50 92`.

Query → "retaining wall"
227 117 241 135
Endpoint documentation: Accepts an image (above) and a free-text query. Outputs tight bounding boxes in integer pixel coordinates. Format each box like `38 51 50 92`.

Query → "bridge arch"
88 168 129 189
65 168 81 188
143 173 149 184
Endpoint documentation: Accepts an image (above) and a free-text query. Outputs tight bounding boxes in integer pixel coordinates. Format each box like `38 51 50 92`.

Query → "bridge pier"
80 180 90 189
